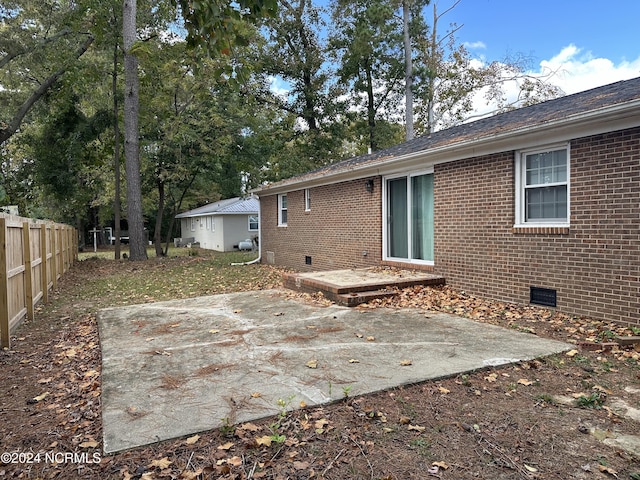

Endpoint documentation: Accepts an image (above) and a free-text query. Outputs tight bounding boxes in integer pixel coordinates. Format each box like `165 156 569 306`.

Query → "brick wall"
260 127 639 327
261 178 382 271
434 127 640 327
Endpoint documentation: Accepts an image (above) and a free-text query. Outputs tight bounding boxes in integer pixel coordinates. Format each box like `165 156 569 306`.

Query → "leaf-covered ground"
1 249 639 479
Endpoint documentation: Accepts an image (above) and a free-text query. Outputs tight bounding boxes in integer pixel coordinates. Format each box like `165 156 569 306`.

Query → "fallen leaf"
228 456 242 466
566 349 579 357
593 385 613 394
524 464 538 473
400 359 413 366
256 436 273 446
273 312 284 316
32 391 50 402
251 392 262 398
306 359 318 369
366 336 375 341
598 464 618 476
314 418 329 429
217 441 234 450
148 457 172 469
485 373 498 382
408 424 425 432
438 386 450 394
355 333 363 338
79 440 99 448
293 461 310 470
399 416 411 425
240 423 260 432
37 377 53 384
432 461 449 470
299 401 307 408
180 469 203 480
517 379 534 386
348 358 359 363
186 434 200 445
209 329 220 334
233 309 242 314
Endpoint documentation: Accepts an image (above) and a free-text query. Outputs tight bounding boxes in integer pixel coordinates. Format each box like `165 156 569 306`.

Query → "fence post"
22 222 34 321
51 225 58 290
0 218 10 349
40 224 48 304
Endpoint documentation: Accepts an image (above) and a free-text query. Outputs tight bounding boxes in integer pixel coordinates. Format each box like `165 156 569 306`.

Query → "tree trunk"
123 0 148 260
426 3 438 134
365 58 377 153
403 0 414 141
154 180 165 257
112 39 122 260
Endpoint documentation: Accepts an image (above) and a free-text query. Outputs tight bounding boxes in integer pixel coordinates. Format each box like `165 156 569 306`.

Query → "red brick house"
255 78 640 327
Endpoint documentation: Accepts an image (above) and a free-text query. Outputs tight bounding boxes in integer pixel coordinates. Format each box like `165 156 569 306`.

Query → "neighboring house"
175 196 259 252
255 77 640 328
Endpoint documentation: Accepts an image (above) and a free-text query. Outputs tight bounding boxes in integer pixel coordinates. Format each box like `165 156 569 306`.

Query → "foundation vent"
530 286 556 307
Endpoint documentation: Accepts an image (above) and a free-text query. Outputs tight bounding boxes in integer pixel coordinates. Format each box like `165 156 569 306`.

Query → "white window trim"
514 143 570 228
304 188 311 212
210 216 215 232
190 218 195 231
382 168 435 266
248 215 259 231
278 194 288 226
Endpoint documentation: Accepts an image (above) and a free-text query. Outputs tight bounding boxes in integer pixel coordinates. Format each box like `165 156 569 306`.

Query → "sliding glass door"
385 172 434 263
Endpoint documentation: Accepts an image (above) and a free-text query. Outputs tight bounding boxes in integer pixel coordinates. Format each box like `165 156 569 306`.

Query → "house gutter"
231 199 262 266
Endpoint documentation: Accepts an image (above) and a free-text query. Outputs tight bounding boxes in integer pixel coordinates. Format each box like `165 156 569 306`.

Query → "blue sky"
445 0 640 93
452 0 640 64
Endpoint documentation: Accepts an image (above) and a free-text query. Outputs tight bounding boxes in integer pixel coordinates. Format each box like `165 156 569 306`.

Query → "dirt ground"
1 255 639 479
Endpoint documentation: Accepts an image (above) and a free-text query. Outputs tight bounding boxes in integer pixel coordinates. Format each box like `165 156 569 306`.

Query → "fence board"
0 214 76 348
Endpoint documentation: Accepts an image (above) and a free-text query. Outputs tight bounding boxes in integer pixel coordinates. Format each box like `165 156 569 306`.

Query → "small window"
190 218 195 231
248 215 259 231
304 188 311 211
206 216 210 230
278 194 288 226
516 145 569 226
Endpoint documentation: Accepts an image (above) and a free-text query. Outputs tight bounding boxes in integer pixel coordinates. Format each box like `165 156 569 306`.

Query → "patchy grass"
1 255 639 480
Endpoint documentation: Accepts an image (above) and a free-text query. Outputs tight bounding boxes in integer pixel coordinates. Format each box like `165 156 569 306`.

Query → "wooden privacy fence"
0 214 77 349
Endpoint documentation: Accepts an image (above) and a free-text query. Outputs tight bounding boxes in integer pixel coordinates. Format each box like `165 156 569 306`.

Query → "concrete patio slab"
98 289 571 454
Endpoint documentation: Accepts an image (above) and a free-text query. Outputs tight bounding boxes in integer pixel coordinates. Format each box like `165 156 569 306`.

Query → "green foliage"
576 392 605 409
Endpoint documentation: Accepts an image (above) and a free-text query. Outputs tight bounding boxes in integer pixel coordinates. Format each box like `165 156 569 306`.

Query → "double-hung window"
278 194 288 226
516 145 569 226
304 188 311 211
248 215 259 231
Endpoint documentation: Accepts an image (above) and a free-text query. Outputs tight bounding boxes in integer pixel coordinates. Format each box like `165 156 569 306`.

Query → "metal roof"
255 76 640 194
175 196 259 219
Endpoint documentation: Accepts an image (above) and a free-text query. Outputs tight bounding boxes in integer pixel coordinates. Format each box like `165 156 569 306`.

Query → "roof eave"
254 101 640 196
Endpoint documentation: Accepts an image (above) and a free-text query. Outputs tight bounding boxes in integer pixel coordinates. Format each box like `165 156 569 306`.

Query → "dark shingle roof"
258 76 640 191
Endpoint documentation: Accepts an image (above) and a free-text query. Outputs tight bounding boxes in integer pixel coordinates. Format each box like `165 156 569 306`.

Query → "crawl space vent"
530 286 557 307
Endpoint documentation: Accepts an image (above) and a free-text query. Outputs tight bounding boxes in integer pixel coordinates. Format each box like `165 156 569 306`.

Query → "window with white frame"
248 215 259 231
278 194 288 226
304 188 311 211
516 145 569 225
190 218 195 231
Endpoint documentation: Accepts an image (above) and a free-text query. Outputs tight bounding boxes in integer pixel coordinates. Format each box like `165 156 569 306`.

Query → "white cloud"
463 41 486 50
539 44 640 94
463 45 640 122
